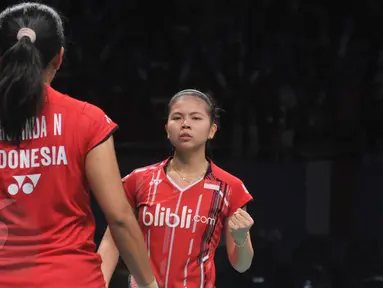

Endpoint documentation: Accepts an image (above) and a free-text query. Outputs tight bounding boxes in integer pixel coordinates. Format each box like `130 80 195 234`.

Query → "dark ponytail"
0 36 44 144
0 3 65 146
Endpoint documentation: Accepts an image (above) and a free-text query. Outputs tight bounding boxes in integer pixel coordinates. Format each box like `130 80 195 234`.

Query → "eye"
172 116 181 120
192 117 202 120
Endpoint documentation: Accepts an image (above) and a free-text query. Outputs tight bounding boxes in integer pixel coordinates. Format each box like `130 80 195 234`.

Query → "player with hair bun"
98 89 254 288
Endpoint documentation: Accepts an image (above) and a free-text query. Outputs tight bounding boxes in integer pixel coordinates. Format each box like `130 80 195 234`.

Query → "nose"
181 119 190 129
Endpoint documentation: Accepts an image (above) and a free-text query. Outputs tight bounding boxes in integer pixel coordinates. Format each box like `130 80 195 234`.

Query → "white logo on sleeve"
142 203 215 229
242 184 249 194
104 115 112 124
7 174 41 195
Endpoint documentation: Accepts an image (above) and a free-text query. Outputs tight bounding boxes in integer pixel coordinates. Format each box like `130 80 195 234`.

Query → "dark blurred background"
3 0 383 287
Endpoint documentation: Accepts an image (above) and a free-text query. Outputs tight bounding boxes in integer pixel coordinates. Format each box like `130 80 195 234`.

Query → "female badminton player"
98 89 254 287
0 3 157 288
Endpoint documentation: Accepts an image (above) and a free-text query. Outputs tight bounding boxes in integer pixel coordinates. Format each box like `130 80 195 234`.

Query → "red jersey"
123 158 253 288
0 85 117 287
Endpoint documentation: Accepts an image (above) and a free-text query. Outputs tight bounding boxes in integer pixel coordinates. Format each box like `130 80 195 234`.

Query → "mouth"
179 133 192 140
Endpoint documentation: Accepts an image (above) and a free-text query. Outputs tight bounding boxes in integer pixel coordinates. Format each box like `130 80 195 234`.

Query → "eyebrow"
171 112 205 116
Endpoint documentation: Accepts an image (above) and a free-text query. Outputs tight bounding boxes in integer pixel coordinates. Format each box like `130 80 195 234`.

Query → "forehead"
170 95 209 113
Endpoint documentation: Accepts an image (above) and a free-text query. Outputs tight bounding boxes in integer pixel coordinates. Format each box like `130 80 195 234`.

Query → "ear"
208 123 217 140
165 124 169 138
52 47 64 70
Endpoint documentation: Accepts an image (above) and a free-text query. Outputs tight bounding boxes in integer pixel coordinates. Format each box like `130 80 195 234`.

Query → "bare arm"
225 206 254 273
86 137 156 287
97 227 120 286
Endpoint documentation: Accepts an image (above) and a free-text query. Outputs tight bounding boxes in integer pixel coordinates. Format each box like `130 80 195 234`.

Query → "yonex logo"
7 174 41 195
149 179 162 186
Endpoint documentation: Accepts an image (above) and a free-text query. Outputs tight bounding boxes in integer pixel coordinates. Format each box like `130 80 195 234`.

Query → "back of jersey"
0 85 117 288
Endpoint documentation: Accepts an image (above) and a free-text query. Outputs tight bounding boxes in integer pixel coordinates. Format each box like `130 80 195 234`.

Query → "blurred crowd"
2 0 383 159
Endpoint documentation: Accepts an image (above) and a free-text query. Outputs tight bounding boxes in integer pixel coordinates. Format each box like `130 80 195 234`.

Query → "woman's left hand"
228 208 254 245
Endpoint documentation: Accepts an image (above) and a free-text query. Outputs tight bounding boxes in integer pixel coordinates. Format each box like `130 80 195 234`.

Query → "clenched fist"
228 208 254 246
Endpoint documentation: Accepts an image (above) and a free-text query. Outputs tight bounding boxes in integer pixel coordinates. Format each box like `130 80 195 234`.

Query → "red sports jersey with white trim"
0 85 118 287
123 158 253 288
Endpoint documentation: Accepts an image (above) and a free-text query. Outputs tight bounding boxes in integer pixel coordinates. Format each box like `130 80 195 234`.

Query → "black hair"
167 89 222 128
0 3 64 145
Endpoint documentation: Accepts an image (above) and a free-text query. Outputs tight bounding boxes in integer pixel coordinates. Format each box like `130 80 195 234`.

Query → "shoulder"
122 160 167 183
45 85 85 112
211 162 246 189
211 162 253 215
45 85 105 119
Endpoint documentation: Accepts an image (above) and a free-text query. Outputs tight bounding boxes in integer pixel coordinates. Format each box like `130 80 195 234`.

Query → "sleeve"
122 173 137 208
79 102 119 153
227 180 254 217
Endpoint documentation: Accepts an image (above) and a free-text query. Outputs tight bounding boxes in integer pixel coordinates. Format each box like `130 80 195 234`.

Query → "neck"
172 149 208 174
43 67 56 84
